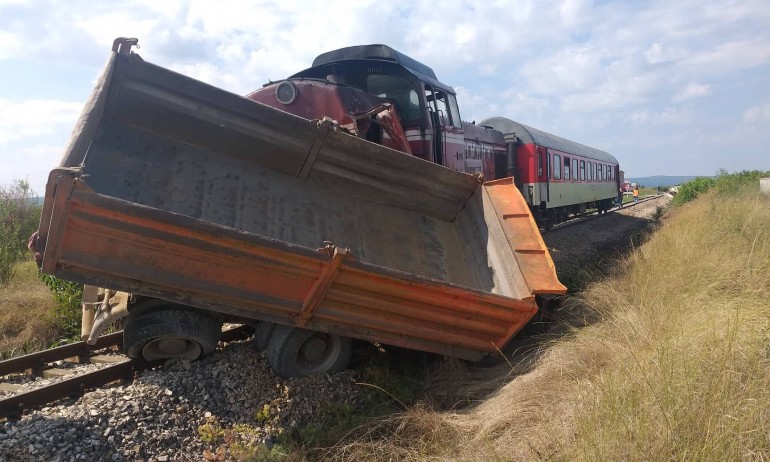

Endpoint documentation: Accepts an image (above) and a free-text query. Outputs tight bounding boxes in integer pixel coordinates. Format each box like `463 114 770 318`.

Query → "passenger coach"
481 117 621 227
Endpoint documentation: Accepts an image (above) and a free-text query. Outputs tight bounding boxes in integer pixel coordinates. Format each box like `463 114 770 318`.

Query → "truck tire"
124 308 222 362
266 325 352 377
252 321 276 351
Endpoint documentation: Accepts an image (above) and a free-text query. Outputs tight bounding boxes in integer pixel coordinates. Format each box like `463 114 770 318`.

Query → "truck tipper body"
32 38 566 376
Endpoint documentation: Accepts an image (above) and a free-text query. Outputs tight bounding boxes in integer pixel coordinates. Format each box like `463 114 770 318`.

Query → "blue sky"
1 0 769 194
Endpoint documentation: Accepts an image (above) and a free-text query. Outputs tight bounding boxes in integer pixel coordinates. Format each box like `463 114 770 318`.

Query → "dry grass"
322 185 770 461
0 259 59 358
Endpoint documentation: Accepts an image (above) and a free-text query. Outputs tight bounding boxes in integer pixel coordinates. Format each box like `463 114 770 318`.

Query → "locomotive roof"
310 44 455 94
480 117 618 164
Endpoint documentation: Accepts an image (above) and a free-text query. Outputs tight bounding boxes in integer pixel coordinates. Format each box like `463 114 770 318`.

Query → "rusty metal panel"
40 171 537 360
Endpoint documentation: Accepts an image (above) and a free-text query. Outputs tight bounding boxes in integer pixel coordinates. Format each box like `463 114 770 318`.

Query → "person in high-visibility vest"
633 187 639 204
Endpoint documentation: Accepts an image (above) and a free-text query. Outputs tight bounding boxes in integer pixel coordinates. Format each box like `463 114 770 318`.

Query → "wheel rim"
142 336 202 361
296 333 341 373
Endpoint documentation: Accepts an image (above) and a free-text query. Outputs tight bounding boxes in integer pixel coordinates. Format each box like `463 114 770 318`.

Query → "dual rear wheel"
123 308 221 362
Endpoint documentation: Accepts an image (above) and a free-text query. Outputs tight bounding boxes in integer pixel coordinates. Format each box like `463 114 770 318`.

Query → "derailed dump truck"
32 38 566 377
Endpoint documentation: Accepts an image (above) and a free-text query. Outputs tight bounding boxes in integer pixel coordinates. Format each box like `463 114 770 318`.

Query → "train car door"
538 147 549 205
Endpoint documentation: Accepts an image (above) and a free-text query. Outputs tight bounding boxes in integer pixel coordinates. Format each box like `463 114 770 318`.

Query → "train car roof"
480 117 619 164
309 44 455 94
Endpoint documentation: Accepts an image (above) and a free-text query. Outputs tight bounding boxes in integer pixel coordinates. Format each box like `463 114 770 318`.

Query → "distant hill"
625 175 703 187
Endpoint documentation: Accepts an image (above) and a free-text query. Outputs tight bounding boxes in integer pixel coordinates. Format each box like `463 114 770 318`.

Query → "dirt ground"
543 195 672 291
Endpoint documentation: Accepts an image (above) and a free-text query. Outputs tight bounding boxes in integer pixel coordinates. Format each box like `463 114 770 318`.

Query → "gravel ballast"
0 341 359 461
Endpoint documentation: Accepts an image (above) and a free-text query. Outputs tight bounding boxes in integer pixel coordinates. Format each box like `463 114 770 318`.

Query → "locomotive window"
580 160 586 181
425 85 451 126
367 74 422 123
563 156 570 180
553 154 561 179
572 159 578 182
448 94 462 128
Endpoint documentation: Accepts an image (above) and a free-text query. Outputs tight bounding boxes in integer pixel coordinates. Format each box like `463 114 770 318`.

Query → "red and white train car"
482 117 621 226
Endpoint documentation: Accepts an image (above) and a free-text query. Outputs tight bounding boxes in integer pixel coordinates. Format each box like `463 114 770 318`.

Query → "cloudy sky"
1 0 768 193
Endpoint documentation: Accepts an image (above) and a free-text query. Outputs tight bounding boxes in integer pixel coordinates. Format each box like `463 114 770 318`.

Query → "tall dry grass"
324 184 770 461
0 259 59 358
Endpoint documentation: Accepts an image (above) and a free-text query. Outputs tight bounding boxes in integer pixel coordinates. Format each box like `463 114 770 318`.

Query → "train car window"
572 159 578 182
538 150 543 178
563 156 570 180
580 160 586 181
595 163 599 181
587 161 593 181
606 165 610 181
553 154 561 179
598 164 603 181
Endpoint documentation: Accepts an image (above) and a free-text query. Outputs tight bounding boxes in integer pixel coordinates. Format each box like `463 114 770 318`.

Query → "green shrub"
675 170 770 205
39 273 83 342
714 169 770 196
0 179 41 283
674 176 716 204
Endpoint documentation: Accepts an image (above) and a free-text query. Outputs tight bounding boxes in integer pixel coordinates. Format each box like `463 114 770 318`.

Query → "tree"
0 179 42 283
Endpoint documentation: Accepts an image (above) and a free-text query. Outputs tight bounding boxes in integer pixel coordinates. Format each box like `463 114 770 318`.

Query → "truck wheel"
124 308 222 361
252 321 276 351
266 325 352 377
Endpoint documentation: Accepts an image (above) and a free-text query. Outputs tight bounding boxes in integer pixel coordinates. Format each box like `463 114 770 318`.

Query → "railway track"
544 194 666 233
0 325 253 419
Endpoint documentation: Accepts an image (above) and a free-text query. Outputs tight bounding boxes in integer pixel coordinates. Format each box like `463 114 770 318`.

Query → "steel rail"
544 194 665 234
0 324 254 419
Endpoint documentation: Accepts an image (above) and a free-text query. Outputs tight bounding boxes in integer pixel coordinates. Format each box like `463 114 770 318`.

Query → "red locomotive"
247 44 620 227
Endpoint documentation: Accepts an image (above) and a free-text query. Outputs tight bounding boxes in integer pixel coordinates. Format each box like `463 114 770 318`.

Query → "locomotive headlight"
275 81 298 105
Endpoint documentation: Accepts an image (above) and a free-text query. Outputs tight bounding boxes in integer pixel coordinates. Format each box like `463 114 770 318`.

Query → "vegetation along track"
0 325 253 419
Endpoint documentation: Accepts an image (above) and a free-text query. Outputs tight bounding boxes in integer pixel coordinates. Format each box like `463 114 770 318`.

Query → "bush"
713 169 770 196
674 176 716 204
674 170 770 205
0 179 41 283
39 273 83 342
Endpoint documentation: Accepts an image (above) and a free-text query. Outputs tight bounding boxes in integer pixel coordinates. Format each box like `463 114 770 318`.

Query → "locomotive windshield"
290 60 426 127
366 74 422 123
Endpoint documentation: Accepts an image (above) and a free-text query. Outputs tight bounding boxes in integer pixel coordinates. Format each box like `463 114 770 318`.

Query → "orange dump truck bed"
36 43 565 361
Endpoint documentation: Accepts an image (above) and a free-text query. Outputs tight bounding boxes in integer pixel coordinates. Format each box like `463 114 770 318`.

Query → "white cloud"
0 0 768 185
743 103 770 124
0 99 81 144
673 83 711 102
630 107 695 126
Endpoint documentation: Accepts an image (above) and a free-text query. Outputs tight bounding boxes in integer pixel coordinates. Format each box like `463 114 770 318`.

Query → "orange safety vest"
633 189 639 197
